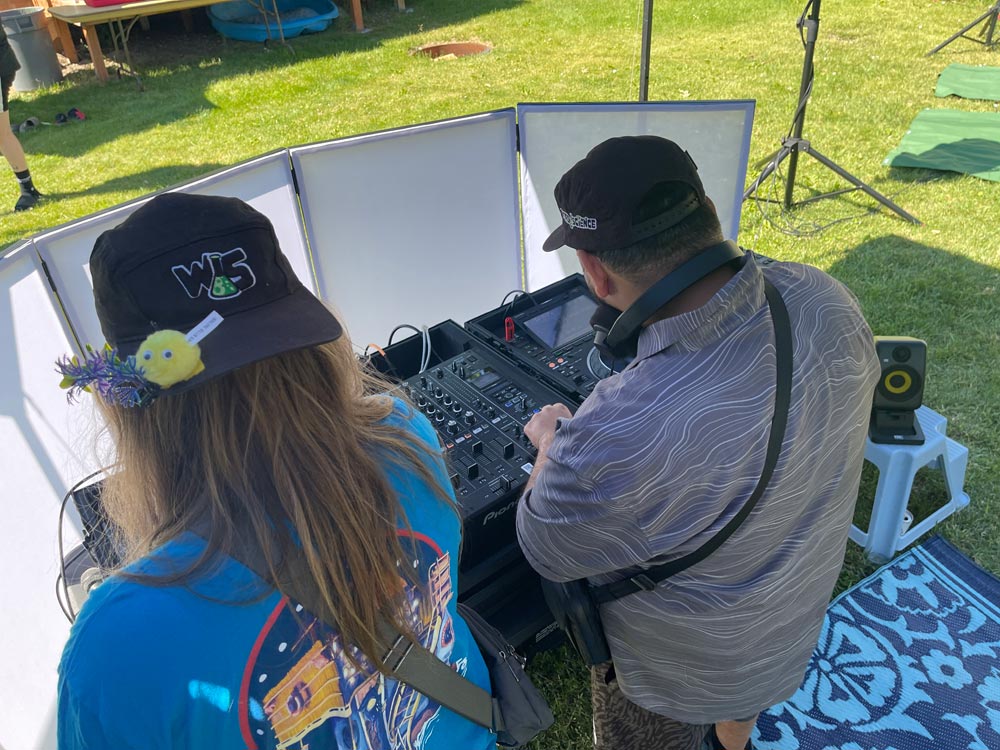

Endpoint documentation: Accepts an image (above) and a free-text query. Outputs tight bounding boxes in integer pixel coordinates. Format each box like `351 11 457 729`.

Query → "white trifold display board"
0 101 754 750
518 101 755 291
32 151 315 352
290 109 522 349
0 244 89 750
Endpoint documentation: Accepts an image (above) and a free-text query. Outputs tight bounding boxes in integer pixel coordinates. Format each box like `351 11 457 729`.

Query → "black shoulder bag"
541 280 794 666
220 539 553 748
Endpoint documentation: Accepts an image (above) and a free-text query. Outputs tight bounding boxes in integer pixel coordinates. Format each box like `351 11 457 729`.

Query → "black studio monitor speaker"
870 336 926 445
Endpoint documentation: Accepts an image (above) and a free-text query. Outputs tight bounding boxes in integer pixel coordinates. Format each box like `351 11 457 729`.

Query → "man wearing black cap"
516 136 879 750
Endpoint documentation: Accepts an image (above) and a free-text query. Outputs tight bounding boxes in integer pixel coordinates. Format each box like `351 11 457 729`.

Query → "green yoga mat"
935 63 1000 101
884 109 1000 182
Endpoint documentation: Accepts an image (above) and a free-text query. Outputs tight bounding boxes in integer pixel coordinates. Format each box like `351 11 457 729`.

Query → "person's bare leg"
1 108 41 210
715 715 759 750
0 109 29 173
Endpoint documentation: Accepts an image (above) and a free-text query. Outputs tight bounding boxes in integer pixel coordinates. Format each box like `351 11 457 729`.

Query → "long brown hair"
97 334 452 670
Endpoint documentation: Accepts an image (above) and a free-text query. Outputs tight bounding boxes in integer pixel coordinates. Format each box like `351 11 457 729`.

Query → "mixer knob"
487 406 496 419
425 403 435 415
451 404 462 414
434 413 445 423
416 394 427 407
446 420 459 435
435 368 445 379
434 386 444 398
443 394 453 406
464 411 476 425
473 398 482 409
420 375 428 389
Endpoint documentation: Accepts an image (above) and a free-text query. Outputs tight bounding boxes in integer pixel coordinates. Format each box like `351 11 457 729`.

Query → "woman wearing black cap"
56 193 496 750
0 25 41 212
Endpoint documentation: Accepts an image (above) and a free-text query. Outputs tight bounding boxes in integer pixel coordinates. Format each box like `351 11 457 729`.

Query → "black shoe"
14 191 40 212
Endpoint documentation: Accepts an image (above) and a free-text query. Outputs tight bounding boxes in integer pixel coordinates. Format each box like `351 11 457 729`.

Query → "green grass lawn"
4 0 999 746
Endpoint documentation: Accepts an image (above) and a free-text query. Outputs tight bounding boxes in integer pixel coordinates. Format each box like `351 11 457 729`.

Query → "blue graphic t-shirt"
58 398 496 750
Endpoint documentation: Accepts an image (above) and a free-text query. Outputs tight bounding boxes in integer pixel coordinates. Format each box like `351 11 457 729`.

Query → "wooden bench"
47 0 406 85
49 0 235 84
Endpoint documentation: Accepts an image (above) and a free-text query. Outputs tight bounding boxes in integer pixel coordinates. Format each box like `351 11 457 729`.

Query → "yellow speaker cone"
884 370 912 395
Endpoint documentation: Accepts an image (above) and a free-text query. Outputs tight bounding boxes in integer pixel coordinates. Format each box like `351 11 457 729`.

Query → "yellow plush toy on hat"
135 330 205 388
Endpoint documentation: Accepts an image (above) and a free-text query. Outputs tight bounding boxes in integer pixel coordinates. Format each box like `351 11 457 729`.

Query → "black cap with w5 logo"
90 192 342 393
542 135 707 253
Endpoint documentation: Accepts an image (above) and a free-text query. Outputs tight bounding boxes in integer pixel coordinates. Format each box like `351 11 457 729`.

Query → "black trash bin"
0 8 62 91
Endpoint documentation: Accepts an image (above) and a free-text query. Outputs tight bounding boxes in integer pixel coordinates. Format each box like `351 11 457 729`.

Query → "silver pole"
639 0 654 101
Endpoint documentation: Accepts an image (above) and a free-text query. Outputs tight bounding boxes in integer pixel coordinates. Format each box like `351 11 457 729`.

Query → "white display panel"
32 152 314 351
0 244 96 750
518 101 755 291
290 110 522 349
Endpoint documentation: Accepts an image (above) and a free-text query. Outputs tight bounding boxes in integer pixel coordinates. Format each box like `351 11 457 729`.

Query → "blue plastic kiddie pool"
208 0 339 42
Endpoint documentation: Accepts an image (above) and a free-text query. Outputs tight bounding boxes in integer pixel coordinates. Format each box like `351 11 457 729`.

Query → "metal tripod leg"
793 140 920 224
742 145 793 201
743 138 921 224
927 2 1000 55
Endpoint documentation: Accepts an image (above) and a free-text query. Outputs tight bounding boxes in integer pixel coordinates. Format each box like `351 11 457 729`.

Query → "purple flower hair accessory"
55 345 159 408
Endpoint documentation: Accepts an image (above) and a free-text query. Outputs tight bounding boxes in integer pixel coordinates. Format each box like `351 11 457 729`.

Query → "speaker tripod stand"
927 2 1000 55
743 0 920 224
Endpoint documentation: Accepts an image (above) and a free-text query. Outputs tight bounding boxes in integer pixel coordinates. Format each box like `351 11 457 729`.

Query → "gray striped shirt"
516 253 879 723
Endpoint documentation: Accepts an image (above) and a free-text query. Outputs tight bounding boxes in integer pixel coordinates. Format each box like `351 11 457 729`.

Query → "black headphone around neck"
592 240 745 361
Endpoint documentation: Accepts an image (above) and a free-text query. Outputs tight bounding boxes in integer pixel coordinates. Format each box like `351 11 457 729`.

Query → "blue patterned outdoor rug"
754 536 1000 750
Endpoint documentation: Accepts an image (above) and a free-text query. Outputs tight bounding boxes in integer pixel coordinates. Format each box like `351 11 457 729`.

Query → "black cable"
362 345 401 380
55 572 72 623
798 0 815 47
785 77 814 141
58 468 111 623
500 290 524 306
500 289 539 324
789 0 816 141
750 153 919 238
386 324 423 347
386 323 434 373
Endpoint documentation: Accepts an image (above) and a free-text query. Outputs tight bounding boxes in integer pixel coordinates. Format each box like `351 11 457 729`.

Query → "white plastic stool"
849 405 970 563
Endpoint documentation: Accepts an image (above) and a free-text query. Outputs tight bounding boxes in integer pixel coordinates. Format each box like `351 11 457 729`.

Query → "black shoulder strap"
592 279 794 605
209 535 500 732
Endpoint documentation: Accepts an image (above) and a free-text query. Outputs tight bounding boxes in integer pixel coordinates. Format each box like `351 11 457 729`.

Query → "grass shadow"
886 166 965 185
830 235 1000 585
39 163 227 200
6 0 523 159
886 138 1000 182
